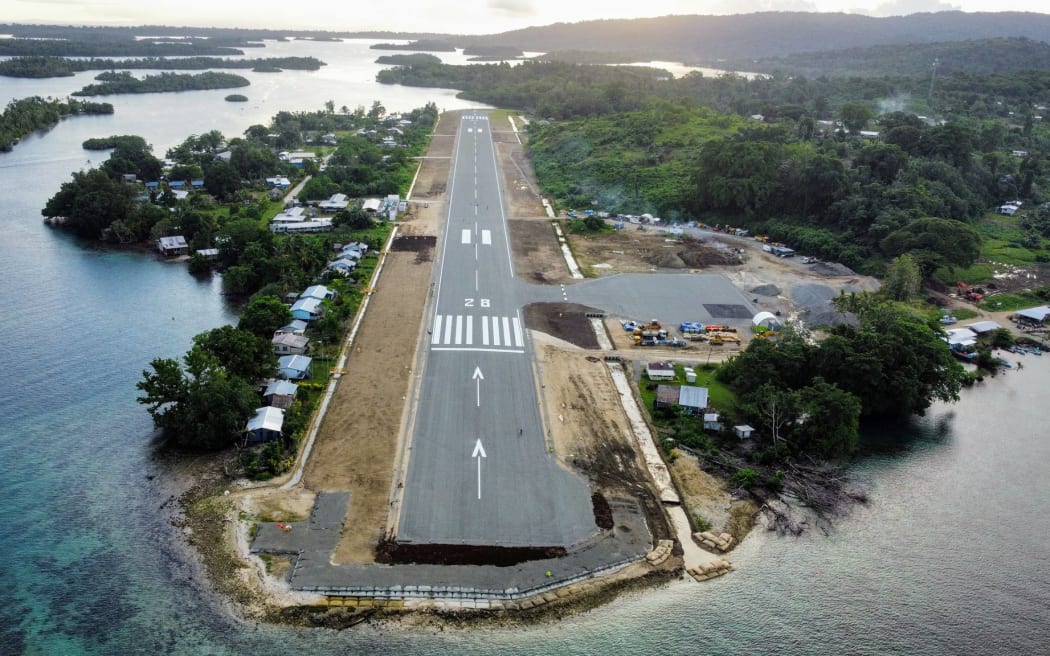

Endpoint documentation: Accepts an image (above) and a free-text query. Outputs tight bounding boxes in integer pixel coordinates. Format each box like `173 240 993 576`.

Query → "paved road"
397 112 595 548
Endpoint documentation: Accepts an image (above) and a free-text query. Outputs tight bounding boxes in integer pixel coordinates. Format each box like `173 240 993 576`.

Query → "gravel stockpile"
750 284 781 297
811 262 856 277
790 283 856 327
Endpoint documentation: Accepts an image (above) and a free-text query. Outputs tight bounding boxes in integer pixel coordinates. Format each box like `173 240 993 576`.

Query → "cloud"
869 0 961 16
488 0 536 16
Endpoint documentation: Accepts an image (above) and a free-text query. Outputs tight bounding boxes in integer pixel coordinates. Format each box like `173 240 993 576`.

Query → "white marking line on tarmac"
481 230 491 245
482 316 490 345
432 315 442 345
466 315 473 344
475 243 478 261
502 317 511 348
491 316 501 346
455 315 463 345
461 228 471 244
443 313 453 344
475 269 479 291
512 317 523 347
431 347 524 354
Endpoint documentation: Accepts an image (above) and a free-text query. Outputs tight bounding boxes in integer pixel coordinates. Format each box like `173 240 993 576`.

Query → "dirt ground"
532 332 672 542
290 113 457 564
522 302 602 349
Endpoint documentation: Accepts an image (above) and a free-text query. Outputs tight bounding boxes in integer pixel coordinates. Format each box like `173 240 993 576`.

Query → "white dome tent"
752 311 782 331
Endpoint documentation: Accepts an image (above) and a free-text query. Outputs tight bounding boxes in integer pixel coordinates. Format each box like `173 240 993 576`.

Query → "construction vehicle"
753 330 779 340
957 282 985 302
708 333 741 345
680 321 705 334
685 333 707 342
755 235 770 243
704 324 737 333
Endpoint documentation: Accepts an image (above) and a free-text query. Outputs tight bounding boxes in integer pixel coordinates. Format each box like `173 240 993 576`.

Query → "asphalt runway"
397 112 595 548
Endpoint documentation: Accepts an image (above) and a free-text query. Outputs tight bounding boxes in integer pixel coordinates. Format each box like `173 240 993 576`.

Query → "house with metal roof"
156 235 188 256
245 406 285 444
678 386 709 416
290 297 323 321
278 355 313 381
274 319 308 337
654 385 680 408
273 333 309 356
646 362 676 381
318 193 349 212
1015 306 1050 323
326 259 357 277
263 380 298 410
965 320 1002 334
300 285 336 301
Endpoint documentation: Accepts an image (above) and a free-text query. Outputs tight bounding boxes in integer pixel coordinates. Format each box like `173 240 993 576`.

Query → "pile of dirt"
592 492 614 530
523 302 603 349
750 283 781 297
391 235 436 263
375 541 567 567
645 249 686 268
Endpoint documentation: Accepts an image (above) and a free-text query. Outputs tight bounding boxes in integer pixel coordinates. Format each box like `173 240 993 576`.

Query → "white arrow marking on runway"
473 366 484 407
472 438 487 500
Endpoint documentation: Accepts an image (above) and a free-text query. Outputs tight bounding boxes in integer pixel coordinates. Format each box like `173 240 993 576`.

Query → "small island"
0 55 326 79
1 96 114 152
72 71 250 96
370 39 457 52
225 94 249 102
374 53 443 66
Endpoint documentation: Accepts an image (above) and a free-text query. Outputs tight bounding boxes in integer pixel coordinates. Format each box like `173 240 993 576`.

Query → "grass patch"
980 288 1050 312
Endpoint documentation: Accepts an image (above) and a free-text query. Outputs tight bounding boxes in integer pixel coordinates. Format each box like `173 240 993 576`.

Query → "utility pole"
927 58 939 112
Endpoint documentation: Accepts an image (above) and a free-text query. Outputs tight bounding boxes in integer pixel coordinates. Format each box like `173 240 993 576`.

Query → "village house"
278 354 313 381
300 285 336 301
646 362 676 381
262 380 298 410
272 332 309 356
290 297 323 321
274 319 308 337
156 235 188 256
245 406 284 444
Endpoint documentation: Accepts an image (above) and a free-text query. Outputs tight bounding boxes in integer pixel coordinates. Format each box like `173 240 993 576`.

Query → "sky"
4 0 1049 35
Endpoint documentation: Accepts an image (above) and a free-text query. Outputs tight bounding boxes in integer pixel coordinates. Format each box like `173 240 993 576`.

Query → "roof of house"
278 354 312 372
278 319 309 333
327 258 357 270
1016 306 1050 322
655 385 679 405
195 248 219 257
362 198 382 211
290 297 322 314
246 406 284 433
157 235 188 249
300 285 331 300
945 327 978 346
678 386 709 409
965 320 1002 334
704 413 720 423
264 380 299 397
272 333 309 348
647 362 675 372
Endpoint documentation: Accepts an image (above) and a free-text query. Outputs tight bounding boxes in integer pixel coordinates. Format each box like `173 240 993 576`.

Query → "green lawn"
637 363 736 418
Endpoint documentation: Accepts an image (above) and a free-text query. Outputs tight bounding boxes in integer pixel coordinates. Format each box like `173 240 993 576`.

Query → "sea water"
1 39 1048 655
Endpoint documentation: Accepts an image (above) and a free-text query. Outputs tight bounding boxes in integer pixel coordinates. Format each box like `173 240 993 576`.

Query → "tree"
748 384 797 447
239 295 292 339
203 159 240 200
883 253 923 300
880 217 981 274
137 349 258 450
840 103 873 134
192 325 276 382
793 378 862 458
324 99 335 114
42 168 133 239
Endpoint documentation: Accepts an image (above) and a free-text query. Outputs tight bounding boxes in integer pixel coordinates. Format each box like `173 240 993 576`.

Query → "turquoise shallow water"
2 39 1049 654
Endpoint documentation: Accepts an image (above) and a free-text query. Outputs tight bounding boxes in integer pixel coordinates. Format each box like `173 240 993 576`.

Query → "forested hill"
455 12 1050 61
734 37 1050 78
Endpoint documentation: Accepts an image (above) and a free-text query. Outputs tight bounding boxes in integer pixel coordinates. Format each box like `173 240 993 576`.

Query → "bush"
731 468 760 489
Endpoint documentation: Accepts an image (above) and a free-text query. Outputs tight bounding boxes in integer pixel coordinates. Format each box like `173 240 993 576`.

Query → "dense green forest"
732 37 1050 78
0 38 244 58
72 71 250 96
0 96 114 152
374 54 443 66
370 40 457 52
0 56 325 79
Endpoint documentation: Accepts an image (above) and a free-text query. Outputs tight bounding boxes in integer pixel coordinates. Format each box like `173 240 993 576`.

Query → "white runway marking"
431 314 523 349
481 230 492 245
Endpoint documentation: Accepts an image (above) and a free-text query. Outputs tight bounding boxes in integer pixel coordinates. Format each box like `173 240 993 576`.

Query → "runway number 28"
465 298 490 308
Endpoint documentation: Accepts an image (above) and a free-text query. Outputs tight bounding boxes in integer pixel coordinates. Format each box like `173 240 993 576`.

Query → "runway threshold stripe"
512 317 523 347
443 313 453 344
502 317 511 348
482 315 490 345
492 316 501 346
455 315 463 345
431 316 442 345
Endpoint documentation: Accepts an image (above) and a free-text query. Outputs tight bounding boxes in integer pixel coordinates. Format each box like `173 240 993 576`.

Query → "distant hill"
733 37 1050 77
454 12 1050 62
